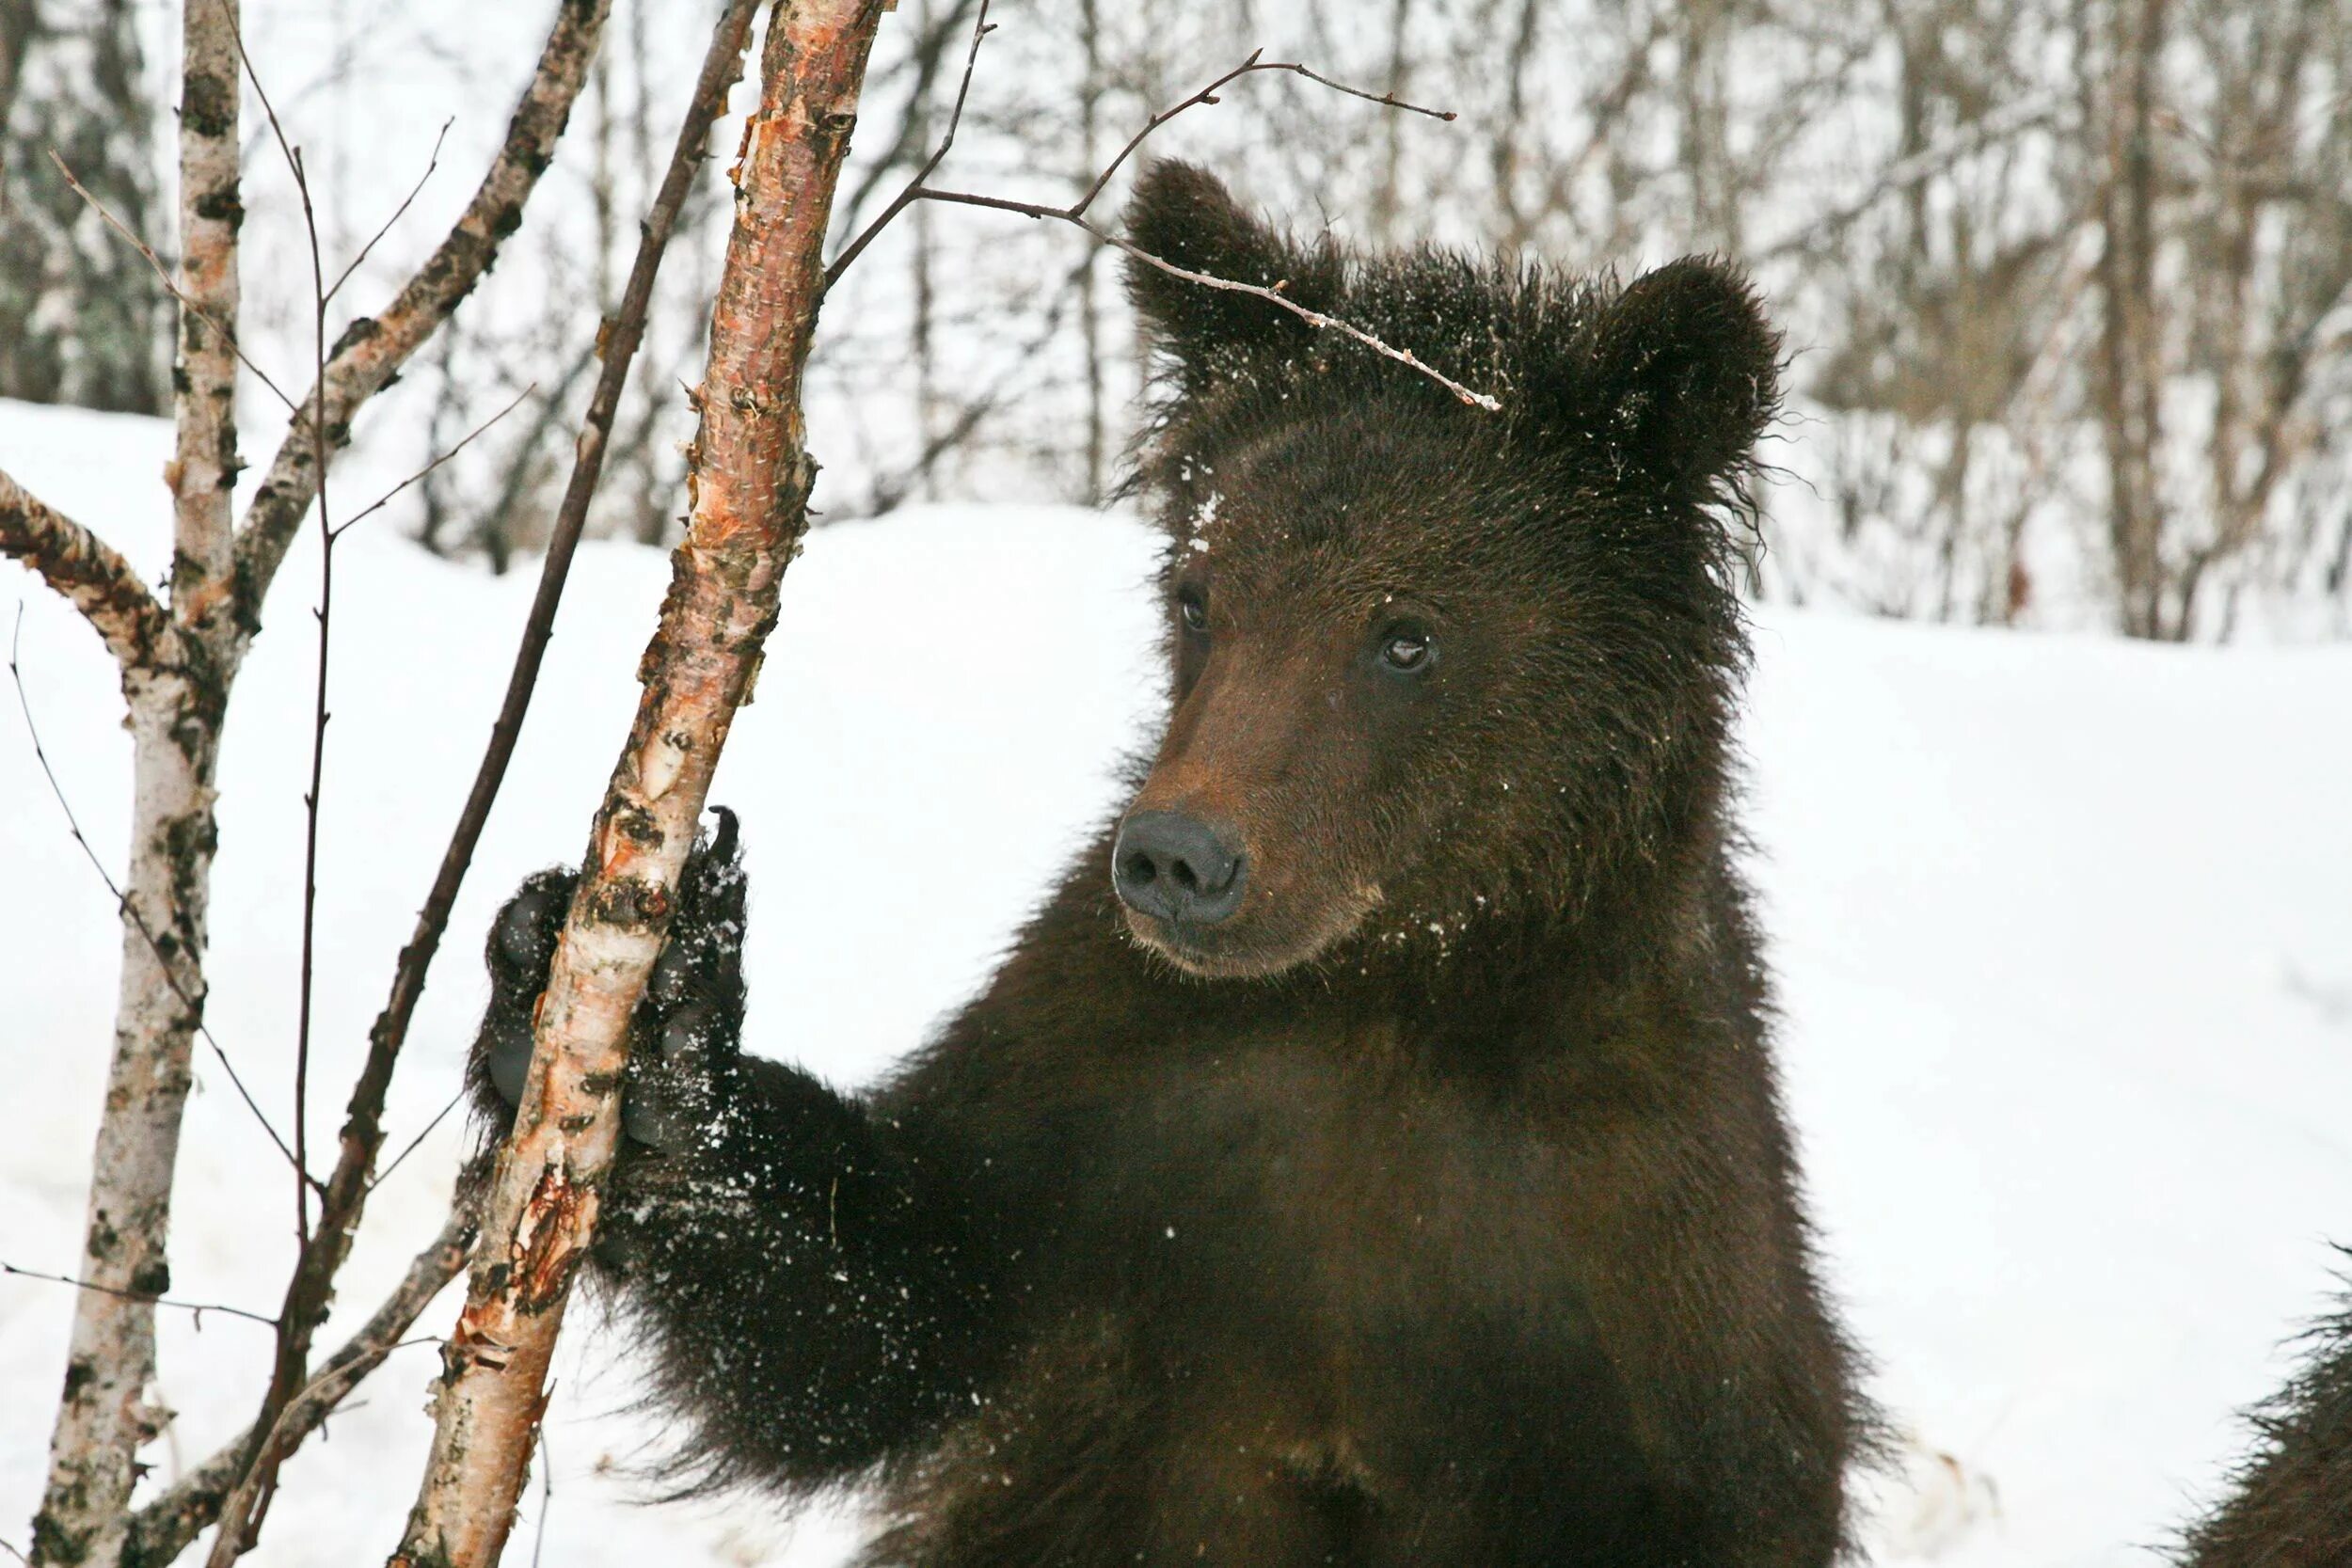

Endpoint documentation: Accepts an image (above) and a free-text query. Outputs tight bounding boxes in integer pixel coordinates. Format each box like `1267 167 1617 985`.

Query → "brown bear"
472 161 1868 1566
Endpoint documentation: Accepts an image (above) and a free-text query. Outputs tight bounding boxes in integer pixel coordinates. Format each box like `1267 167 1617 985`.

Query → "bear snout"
1112 809 1248 927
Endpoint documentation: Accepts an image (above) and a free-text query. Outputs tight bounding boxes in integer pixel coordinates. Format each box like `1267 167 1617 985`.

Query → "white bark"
29 0 238 1558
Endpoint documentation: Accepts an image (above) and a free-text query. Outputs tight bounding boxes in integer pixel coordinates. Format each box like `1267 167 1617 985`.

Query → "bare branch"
329 384 535 542
824 0 994 283
822 32 1488 409
370 1088 469 1194
327 118 453 307
122 1201 479 1568
916 194 1502 410
0 467 168 668
45 149 300 415
230 0 614 640
827 30 1456 284
0 1261 280 1330
1068 53 1454 221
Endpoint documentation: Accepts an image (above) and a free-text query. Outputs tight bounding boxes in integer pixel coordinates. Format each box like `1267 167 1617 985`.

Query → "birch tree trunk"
27 4 238 1559
391 3 885 1560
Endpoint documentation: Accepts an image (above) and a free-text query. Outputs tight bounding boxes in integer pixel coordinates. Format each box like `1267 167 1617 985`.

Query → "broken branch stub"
389 3 888 1564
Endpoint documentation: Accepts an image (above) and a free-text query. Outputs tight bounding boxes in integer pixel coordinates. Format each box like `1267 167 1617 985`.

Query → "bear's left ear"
1122 161 1343 395
1569 257 1780 494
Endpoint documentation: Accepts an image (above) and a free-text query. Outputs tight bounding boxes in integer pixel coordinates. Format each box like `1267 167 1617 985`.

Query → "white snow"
3 395 2349 1562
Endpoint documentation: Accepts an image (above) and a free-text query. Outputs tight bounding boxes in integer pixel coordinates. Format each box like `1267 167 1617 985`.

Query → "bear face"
1112 163 1781 978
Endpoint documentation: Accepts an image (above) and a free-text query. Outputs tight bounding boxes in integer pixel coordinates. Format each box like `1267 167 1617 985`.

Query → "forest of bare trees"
5 0 2347 638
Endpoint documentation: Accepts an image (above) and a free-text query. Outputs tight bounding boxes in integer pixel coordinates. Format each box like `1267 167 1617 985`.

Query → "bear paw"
473 809 749 1155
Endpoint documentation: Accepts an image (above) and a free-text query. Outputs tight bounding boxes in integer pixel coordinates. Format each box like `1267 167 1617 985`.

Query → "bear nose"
1113 810 1247 926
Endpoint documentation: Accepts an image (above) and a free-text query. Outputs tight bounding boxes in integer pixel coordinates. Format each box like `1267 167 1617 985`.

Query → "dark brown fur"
472 162 1867 1565
2181 1280 2352 1568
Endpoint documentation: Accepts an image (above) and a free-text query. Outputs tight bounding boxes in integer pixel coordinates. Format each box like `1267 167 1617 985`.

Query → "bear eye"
1378 626 1434 673
1177 589 1209 634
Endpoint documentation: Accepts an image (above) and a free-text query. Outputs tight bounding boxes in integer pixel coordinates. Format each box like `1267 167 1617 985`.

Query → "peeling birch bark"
390 4 887 1561
0 470 168 668
27 3 240 1560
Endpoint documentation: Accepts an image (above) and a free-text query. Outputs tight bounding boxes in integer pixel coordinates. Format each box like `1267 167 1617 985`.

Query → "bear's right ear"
1123 161 1341 395
1567 257 1781 498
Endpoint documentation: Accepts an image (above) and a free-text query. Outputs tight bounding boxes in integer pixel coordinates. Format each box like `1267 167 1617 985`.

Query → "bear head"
1110 161 1777 981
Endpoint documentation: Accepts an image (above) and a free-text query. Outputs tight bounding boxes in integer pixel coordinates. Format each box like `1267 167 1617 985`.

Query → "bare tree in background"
214 0 2352 634
0 0 166 413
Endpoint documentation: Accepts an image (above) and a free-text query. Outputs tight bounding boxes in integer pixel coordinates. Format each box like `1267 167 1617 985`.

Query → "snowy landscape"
2 392 2348 1562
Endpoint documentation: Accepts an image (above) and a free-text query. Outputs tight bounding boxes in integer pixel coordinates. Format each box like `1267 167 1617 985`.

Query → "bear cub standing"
473 162 1867 1566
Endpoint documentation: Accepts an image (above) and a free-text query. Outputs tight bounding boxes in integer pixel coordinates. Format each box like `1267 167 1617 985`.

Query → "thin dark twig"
47 150 299 413
530 1425 554 1568
0 1534 25 1563
1070 53 1454 220
824 0 993 284
825 28 1457 286
368 1086 468 1194
223 3 299 199
8 607 317 1188
220 0 332 1265
215 21 342 1559
290 139 332 1279
326 117 453 306
328 384 535 543
1 1260 280 1330
830 0 985 240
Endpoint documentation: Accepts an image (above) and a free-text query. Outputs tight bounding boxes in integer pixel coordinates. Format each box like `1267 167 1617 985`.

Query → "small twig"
206 18 358 1558
327 118 453 306
47 150 299 413
822 32 1490 409
329 385 534 543
369 1087 469 1196
823 0 993 284
529 1426 554 1568
921 198 1502 410
289 142 333 1291
9 607 318 1189
1069 53 1454 220
1 1260 280 1330
829 29 1456 283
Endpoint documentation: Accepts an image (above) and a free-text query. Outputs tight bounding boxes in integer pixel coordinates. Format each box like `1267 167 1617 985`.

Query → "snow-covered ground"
3 395 2348 1563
